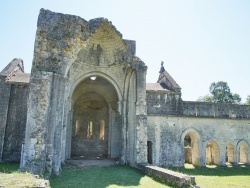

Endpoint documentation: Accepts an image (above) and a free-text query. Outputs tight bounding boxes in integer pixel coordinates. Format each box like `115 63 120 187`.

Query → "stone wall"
138 164 195 187
147 90 250 119
2 83 28 161
147 91 182 116
147 115 250 167
0 76 11 161
182 101 250 119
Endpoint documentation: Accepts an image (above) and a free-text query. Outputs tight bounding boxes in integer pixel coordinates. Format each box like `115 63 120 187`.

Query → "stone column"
46 74 66 175
21 71 53 175
200 142 206 166
21 72 66 176
65 108 73 160
120 100 127 164
135 65 148 164
220 146 226 165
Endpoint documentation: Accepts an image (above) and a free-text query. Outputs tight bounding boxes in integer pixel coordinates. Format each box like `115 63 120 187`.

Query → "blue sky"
0 1 249 102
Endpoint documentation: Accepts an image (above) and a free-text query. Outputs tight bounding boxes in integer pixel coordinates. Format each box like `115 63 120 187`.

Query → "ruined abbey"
0 9 249 175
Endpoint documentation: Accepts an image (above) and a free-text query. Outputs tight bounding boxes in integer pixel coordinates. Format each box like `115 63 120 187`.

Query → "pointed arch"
181 128 201 166
236 140 249 164
70 71 123 103
206 140 220 165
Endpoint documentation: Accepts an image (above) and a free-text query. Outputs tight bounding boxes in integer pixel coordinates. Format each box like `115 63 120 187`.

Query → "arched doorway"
206 140 220 165
71 76 121 159
183 132 199 166
225 144 234 164
238 142 248 164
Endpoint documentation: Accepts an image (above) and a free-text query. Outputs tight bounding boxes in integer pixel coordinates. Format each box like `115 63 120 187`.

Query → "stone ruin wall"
21 9 148 175
0 77 28 162
147 90 250 167
0 9 249 177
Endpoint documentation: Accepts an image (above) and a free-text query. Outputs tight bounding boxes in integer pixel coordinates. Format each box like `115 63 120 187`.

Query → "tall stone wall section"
2 84 28 161
0 76 11 161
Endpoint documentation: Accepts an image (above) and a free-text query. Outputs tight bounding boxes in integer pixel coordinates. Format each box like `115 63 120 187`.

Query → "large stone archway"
71 76 121 159
21 9 148 176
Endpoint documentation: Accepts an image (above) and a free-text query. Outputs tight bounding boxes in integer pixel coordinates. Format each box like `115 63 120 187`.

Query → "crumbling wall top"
32 9 137 76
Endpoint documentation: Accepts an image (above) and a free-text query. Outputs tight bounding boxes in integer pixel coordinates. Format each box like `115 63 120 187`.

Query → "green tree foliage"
232 93 241 104
245 95 250 105
197 81 241 104
197 94 214 103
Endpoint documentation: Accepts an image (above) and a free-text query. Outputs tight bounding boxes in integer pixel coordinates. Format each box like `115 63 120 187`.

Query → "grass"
169 163 250 188
50 164 170 188
0 162 169 188
2 162 250 188
0 162 45 188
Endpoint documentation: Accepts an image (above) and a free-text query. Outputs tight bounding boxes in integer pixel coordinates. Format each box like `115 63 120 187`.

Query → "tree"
197 81 241 104
245 95 250 105
232 93 241 104
197 94 214 103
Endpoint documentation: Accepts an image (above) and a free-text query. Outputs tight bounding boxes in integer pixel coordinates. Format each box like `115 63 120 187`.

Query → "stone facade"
0 9 249 176
0 59 29 162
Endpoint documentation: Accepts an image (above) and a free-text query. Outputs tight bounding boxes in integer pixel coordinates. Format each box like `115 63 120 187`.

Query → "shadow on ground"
169 164 250 176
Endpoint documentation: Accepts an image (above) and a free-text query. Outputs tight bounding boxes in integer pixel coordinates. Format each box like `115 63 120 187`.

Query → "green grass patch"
0 162 19 173
169 164 250 188
0 162 45 188
50 165 170 188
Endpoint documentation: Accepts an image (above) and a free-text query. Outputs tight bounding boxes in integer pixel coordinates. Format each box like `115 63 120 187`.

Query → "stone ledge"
138 163 197 188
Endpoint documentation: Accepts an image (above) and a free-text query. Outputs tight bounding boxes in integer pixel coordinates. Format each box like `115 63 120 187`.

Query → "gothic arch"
205 140 220 165
181 128 201 166
70 75 122 159
70 71 123 103
236 140 249 164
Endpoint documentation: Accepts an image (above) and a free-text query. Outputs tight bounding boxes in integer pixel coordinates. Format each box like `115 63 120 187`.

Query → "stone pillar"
135 65 148 164
45 74 66 176
0 77 11 161
21 72 66 176
65 108 73 160
21 71 53 175
220 146 226 165
200 143 206 166
120 100 127 164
